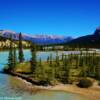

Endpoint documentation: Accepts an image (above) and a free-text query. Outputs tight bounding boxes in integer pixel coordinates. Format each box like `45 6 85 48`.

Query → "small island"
2 32 100 100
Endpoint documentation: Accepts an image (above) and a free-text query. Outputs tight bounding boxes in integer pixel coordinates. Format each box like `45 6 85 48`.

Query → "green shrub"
77 78 93 88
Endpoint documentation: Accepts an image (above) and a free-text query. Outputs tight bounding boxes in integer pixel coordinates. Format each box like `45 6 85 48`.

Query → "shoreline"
3 71 100 100
15 74 100 100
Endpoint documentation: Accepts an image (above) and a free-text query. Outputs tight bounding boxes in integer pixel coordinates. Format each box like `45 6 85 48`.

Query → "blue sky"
0 0 100 37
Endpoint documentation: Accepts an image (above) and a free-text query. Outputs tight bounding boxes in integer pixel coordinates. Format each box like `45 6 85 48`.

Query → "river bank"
3 71 100 100
17 76 100 100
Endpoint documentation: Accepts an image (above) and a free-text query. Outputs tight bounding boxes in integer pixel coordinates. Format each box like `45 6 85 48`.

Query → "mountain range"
0 30 73 45
1 27 100 48
66 27 100 48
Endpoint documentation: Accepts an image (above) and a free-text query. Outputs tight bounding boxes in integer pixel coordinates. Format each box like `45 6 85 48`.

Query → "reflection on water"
0 50 88 100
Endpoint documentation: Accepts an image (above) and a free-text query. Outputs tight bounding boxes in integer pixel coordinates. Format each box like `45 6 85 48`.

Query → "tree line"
7 33 100 85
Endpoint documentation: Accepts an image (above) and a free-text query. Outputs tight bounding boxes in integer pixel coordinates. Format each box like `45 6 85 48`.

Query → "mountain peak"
94 27 100 36
96 26 100 30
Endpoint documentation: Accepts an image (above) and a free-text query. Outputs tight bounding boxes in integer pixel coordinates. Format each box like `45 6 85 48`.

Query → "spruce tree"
18 32 24 63
95 56 100 80
63 55 70 83
49 53 53 67
30 42 37 72
47 56 50 63
39 58 42 66
75 54 79 68
13 46 17 67
39 58 46 80
55 52 60 66
61 53 64 61
82 58 87 77
8 34 14 71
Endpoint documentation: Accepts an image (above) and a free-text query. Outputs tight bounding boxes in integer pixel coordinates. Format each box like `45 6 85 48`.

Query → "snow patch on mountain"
0 30 73 45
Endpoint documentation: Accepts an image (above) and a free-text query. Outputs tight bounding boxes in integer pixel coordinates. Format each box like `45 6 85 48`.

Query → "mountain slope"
66 27 100 48
0 30 73 45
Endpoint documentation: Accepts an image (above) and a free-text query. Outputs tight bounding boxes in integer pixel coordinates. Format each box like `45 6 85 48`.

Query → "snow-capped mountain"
0 30 73 45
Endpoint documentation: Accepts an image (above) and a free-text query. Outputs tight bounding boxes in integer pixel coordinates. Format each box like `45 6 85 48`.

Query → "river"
0 50 87 100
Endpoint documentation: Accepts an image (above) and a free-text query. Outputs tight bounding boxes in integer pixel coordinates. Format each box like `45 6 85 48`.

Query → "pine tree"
47 56 50 63
63 55 69 83
63 55 67 67
39 58 46 80
49 53 53 67
30 42 37 72
13 46 17 67
61 53 64 61
75 54 79 68
79 50 83 66
39 58 42 66
82 58 87 77
8 34 14 71
18 32 24 63
55 52 60 66
48 53 55 82
95 56 100 80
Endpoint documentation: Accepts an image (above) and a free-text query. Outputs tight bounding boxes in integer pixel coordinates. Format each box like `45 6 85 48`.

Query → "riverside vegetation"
3 33 100 87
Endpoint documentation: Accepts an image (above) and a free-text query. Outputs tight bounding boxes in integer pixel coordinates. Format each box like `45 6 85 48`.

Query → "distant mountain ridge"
66 27 100 48
0 30 73 45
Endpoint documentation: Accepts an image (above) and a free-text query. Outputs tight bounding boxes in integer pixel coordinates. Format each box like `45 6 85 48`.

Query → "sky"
0 0 100 37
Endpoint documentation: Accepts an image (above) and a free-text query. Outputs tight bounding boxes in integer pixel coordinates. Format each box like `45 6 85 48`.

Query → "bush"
98 82 100 86
39 80 50 86
77 78 93 88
